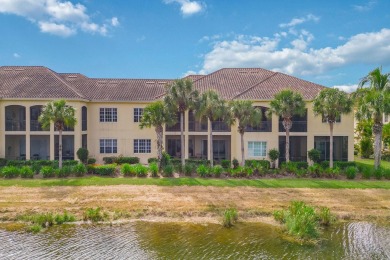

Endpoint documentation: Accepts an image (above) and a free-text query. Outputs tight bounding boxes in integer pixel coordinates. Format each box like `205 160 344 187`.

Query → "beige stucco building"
0 66 354 164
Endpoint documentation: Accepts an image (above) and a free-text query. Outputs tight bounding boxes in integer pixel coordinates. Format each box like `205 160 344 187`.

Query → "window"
248 141 267 157
100 139 117 153
134 108 144 122
100 108 117 122
134 139 151 153
322 115 341 123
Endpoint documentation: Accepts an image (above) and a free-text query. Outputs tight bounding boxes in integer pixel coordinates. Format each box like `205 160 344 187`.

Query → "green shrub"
149 162 159 177
115 157 140 165
162 164 174 177
345 166 357 179
245 159 270 169
62 160 79 167
0 158 7 167
383 168 390 180
184 163 195 176
221 160 231 169
103 157 117 164
54 211 76 224
76 147 89 164
160 152 171 168
83 207 107 222
185 159 210 167
20 166 34 178
373 168 383 180
95 164 116 176
320 161 329 169
296 168 307 178
317 207 335 226
308 163 322 178
148 158 159 164
87 164 96 175
121 163 136 177
6 160 28 167
31 163 41 174
56 166 72 178
361 167 373 179
281 161 298 173
268 149 280 168
308 149 320 163
212 165 223 178
73 163 87 177
244 166 254 177
334 161 356 170
325 167 340 178
360 137 373 158
1 166 20 178
222 208 238 228
196 164 210 177
232 158 239 169
134 164 148 177
40 166 55 178
87 158 96 164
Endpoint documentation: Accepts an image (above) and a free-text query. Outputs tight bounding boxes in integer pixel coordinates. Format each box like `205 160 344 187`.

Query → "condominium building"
0 66 354 164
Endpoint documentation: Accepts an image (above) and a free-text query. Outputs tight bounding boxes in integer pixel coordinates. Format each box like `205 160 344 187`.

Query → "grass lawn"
354 156 390 169
0 176 388 189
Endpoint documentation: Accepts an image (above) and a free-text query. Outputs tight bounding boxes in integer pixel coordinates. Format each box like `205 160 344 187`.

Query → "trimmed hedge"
103 157 140 165
95 164 116 176
245 159 270 169
281 161 308 170
320 161 356 169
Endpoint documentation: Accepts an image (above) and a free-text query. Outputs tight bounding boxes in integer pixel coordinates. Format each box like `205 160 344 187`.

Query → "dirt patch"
0 185 389 223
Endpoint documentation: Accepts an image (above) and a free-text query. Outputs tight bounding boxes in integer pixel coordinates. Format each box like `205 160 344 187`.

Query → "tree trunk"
180 112 185 166
329 122 334 168
373 122 383 170
156 125 163 169
240 132 245 166
210 122 214 167
59 129 63 169
283 118 292 163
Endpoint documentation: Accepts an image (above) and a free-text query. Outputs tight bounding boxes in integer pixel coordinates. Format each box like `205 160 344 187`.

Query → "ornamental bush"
73 163 87 177
20 166 34 178
2 166 20 178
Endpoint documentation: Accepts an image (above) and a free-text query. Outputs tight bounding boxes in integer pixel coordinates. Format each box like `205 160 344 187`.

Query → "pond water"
0 221 389 259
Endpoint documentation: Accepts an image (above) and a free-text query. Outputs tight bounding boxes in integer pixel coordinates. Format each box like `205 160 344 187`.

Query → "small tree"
77 148 89 164
307 149 320 164
39 99 77 168
268 148 280 168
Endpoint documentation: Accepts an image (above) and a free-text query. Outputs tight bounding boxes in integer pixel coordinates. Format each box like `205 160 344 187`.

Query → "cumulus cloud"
279 14 320 28
197 28 390 76
0 0 118 37
353 0 377 12
333 84 358 93
164 0 204 16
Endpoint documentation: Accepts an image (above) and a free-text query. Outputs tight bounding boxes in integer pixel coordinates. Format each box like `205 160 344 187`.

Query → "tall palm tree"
268 89 306 163
139 101 176 169
230 100 262 166
39 99 77 168
313 88 353 168
195 90 229 167
164 79 199 166
354 67 390 169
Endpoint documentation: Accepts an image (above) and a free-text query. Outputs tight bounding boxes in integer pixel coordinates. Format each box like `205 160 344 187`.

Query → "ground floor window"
248 141 267 157
100 139 117 153
134 139 151 153
314 136 348 161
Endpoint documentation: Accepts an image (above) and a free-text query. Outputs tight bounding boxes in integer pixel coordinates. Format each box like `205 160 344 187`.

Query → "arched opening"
5 105 26 131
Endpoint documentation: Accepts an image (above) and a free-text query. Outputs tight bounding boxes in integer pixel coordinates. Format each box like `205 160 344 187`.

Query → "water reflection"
0 222 388 259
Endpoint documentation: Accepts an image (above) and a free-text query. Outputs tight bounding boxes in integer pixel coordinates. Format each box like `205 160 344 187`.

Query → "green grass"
355 156 390 169
0 176 388 189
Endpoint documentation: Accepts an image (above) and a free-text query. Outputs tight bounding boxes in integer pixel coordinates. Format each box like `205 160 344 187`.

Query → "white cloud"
333 84 358 93
353 0 377 12
279 14 320 28
164 0 204 16
0 0 117 37
13 53 21 58
197 28 390 76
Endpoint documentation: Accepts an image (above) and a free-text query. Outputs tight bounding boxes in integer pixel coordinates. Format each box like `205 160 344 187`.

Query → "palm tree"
354 67 390 169
139 101 176 169
313 88 353 168
164 79 199 166
195 90 229 167
230 100 262 166
268 89 306 163
39 99 77 168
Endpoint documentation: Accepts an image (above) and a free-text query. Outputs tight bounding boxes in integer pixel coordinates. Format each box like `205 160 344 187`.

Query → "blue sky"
0 0 389 92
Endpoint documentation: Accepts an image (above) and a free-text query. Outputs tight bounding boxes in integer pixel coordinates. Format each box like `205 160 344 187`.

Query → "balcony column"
207 118 212 161
25 106 31 160
49 122 55 160
184 110 189 160
74 104 82 161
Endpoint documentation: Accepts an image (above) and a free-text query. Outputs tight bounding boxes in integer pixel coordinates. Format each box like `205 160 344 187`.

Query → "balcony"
166 123 182 132
212 121 231 132
6 119 26 131
189 121 208 132
246 121 272 132
279 121 307 132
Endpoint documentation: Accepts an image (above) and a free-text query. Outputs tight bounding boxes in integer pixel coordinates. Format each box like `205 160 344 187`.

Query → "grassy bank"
355 156 390 169
0 176 389 189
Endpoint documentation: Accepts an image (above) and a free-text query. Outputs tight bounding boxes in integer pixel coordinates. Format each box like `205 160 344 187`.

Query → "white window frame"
99 108 117 122
248 141 267 157
99 139 117 154
134 108 144 123
134 139 151 153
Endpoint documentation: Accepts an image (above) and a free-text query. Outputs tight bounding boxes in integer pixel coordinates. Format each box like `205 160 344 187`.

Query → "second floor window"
134 108 144 122
100 108 117 122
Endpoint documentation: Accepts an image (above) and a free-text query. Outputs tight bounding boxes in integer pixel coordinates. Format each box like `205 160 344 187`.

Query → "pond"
0 221 389 259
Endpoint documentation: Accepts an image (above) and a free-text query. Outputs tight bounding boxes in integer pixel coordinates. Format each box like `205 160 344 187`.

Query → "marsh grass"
222 208 238 228
83 207 108 222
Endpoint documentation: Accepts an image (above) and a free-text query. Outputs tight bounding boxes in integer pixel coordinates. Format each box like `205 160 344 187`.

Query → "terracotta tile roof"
0 66 326 102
